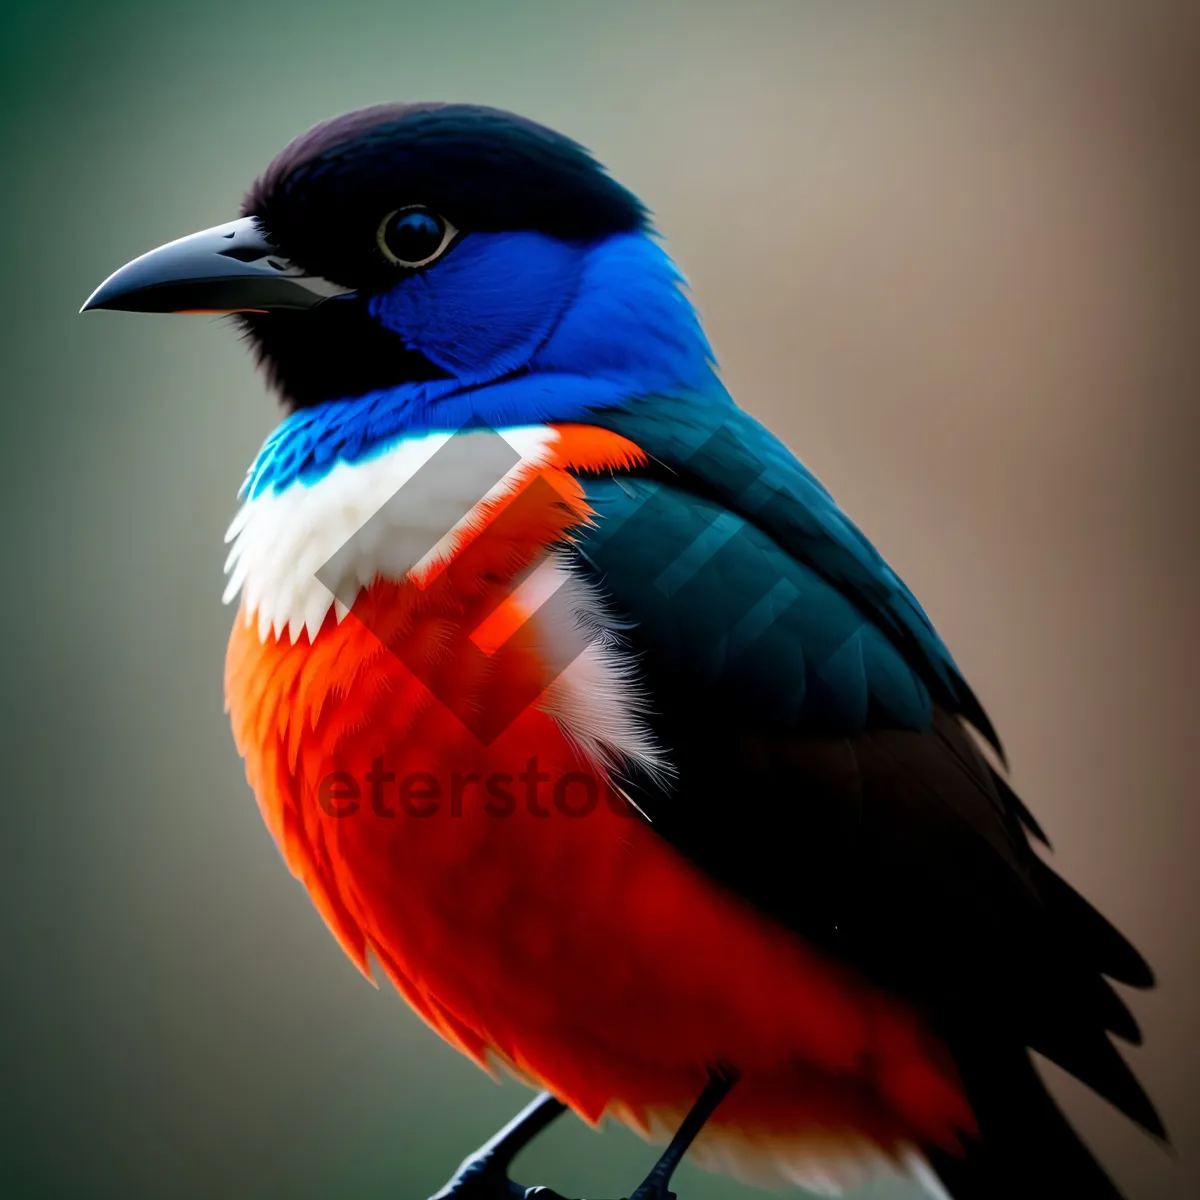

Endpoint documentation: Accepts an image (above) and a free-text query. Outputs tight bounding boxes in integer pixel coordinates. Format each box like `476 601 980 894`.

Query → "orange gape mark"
225 423 974 1176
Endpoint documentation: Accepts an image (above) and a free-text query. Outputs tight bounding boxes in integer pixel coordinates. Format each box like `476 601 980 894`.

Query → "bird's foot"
427 1066 738 1200
428 1093 574 1200
427 1153 526 1200
625 1178 674 1200
429 1165 588 1200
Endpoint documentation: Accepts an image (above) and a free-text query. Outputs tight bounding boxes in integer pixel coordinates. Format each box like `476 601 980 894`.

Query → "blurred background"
2 1 1197 1197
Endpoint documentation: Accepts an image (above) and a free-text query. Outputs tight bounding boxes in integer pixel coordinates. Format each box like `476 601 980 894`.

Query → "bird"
83 101 1164 1200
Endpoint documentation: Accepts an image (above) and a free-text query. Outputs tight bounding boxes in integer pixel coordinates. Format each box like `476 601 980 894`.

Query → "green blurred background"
2 1 1197 1197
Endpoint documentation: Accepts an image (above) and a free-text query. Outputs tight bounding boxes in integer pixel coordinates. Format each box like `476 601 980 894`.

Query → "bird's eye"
377 206 457 268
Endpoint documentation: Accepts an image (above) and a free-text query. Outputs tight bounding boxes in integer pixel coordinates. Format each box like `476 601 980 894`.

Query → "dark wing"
566 398 1161 1197
586 392 1002 753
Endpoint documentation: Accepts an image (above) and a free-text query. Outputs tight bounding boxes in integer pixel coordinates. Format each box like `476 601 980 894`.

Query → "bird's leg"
626 1064 740 1200
428 1091 568 1200
428 1067 738 1200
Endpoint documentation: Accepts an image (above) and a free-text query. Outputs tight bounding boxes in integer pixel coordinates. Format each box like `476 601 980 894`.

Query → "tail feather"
1094 978 1143 1045
927 1041 1128 1199
1032 860 1155 989
1032 1025 1164 1141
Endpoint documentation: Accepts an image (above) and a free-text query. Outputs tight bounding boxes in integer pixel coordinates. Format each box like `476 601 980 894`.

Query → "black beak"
81 216 354 314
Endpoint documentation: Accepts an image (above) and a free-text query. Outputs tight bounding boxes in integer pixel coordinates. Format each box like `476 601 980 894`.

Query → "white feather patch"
223 426 556 643
531 556 672 783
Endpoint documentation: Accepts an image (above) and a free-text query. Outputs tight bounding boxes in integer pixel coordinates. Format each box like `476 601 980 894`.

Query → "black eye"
377 206 457 267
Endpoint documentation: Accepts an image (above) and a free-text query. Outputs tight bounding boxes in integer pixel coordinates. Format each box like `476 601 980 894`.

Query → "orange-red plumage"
225 424 974 1178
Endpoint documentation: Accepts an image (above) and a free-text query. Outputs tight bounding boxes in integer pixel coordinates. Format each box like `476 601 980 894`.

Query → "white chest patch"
223 423 670 781
223 425 558 643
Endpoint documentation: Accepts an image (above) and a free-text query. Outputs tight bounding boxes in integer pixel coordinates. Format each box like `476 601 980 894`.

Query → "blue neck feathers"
243 232 718 497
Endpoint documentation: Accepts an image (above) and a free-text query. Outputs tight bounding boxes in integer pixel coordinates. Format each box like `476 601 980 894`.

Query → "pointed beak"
81 216 354 314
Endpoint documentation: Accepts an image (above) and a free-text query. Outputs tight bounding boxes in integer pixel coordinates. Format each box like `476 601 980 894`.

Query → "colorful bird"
83 103 1163 1200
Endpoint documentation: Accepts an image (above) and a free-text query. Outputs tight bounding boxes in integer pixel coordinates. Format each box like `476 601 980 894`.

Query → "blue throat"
244 232 720 497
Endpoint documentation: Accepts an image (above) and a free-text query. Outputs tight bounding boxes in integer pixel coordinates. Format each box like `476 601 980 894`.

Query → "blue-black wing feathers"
565 397 1161 1197
585 392 1003 755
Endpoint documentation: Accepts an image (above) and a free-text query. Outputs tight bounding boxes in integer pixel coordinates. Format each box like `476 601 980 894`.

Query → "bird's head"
84 103 715 453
